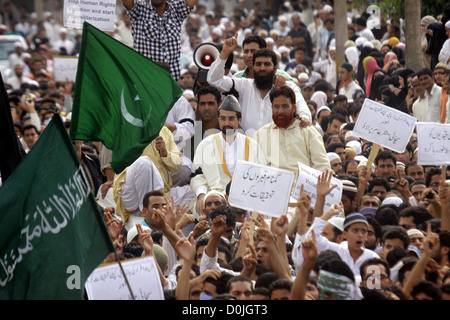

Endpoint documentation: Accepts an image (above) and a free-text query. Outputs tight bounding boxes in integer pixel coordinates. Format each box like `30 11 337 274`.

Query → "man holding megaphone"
207 33 312 135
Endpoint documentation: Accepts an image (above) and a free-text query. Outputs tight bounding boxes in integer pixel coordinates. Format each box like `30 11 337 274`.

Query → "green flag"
70 22 183 173
0 114 114 300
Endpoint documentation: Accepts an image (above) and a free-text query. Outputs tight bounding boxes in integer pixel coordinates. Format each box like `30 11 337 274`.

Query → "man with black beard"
207 33 311 136
253 85 330 192
190 95 267 218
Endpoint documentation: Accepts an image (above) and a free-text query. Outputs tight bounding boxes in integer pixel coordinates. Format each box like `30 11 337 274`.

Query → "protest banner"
85 256 164 300
53 56 78 82
292 162 343 211
228 160 294 218
416 122 450 166
64 0 116 31
353 99 417 153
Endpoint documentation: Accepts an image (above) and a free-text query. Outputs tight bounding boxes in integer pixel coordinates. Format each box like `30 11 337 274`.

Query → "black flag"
0 76 25 183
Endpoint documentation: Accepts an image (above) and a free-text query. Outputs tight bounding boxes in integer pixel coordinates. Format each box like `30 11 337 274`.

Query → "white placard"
228 160 294 217
64 0 116 32
416 122 450 166
85 256 164 300
292 162 343 211
353 99 417 153
53 56 78 82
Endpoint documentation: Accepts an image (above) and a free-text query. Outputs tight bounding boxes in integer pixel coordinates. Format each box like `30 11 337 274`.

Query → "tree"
405 0 422 72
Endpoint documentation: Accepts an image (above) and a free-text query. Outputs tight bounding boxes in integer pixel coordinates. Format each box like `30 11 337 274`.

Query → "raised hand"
163 195 177 229
322 203 343 221
137 223 154 256
210 215 227 237
191 215 210 239
152 207 168 230
423 223 439 258
175 230 195 263
297 184 312 216
393 168 411 198
302 229 318 263
317 170 338 198
273 74 287 88
104 209 123 241
358 165 371 187
271 214 289 237
242 244 257 276
256 226 275 243
220 33 238 58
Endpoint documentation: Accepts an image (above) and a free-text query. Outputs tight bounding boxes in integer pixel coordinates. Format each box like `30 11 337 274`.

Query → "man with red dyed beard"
253 85 330 191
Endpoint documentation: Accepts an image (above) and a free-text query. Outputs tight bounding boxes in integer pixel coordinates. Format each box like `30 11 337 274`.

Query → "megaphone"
193 43 220 83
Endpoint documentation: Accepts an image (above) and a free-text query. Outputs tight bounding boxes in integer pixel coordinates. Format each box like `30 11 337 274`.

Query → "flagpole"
114 251 136 300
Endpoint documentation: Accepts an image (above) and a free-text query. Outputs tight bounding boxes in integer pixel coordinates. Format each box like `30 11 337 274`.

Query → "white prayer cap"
298 72 309 80
445 21 450 29
183 89 195 97
346 140 362 155
203 190 227 206
277 46 290 54
127 225 151 243
407 229 425 238
342 180 358 193
327 152 340 162
323 4 333 12
354 155 367 163
28 80 40 88
328 217 345 232
355 37 368 48
317 105 331 114
345 130 358 140
397 161 405 168
212 27 223 36
244 28 253 35
59 27 68 33
381 196 404 207
14 41 23 48
266 37 274 44
363 41 374 49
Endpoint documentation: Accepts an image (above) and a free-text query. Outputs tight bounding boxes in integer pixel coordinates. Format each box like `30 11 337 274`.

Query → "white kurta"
190 132 267 198
412 96 429 122
292 217 379 282
425 84 442 123
253 118 331 187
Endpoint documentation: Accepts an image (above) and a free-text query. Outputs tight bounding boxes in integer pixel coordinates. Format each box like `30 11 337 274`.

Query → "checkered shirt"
128 0 192 81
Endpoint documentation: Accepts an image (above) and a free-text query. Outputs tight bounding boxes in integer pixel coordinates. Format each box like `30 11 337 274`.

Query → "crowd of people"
2 0 450 300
